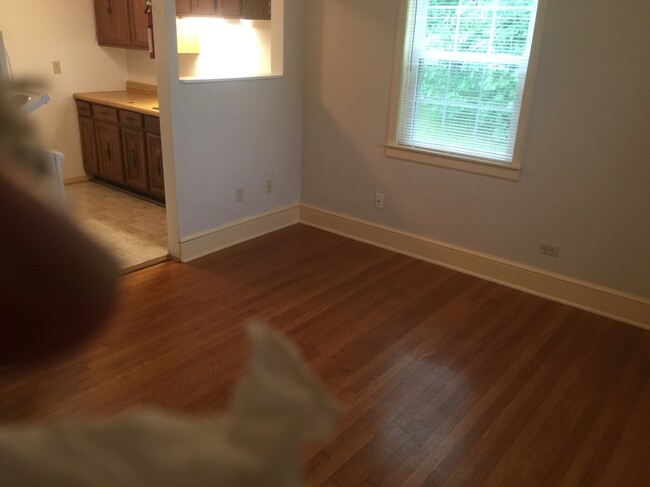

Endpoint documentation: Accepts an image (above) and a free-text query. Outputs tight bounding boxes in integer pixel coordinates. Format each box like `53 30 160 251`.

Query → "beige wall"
0 0 131 180
126 50 158 85
300 0 650 299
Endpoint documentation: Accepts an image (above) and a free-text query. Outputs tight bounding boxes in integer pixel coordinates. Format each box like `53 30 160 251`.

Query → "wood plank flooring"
1 224 648 486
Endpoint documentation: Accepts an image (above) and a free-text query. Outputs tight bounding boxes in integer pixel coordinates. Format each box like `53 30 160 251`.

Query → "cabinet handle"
106 0 112 15
156 157 162 177
131 149 137 169
105 144 111 161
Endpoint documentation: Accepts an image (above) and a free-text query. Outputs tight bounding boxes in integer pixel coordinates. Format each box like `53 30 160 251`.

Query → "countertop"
73 81 159 117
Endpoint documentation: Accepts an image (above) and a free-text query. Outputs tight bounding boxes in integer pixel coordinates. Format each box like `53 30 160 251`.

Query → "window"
387 0 545 179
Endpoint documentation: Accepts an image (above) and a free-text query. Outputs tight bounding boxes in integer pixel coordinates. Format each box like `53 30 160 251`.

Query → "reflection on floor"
65 181 168 271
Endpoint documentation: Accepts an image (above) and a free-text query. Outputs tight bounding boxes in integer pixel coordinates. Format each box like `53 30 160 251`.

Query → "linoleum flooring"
64 181 167 270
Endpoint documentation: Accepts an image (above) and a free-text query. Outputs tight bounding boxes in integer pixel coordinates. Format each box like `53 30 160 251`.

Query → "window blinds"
397 0 539 164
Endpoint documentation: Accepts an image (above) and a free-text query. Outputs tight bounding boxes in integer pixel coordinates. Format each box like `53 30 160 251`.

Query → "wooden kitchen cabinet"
129 0 150 49
122 127 149 191
120 109 149 191
94 0 131 47
75 101 165 200
78 117 99 175
242 0 271 20
191 0 216 15
76 101 99 176
95 121 125 184
94 0 149 50
176 0 192 15
145 116 165 198
178 0 269 19
146 133 165 198
218 0 242 17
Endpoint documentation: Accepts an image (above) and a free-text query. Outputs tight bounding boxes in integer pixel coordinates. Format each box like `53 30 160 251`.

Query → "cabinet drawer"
76 100 92 117
119 109 144 128
92 104 118 123
145 115 161 136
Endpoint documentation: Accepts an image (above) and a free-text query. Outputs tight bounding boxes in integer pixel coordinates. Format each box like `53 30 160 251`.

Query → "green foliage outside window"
403 0 536 160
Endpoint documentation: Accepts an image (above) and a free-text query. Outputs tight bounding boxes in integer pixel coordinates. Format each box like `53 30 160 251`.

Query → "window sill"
385 144 520 181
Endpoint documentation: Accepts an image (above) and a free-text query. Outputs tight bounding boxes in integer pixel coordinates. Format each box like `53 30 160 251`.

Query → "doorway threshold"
120 255 171 275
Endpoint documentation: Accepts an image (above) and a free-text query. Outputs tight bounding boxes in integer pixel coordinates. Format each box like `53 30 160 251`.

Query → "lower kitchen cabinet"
146 133 165 199
75 100 164 201
78 116 99 175
95 120 125 184
122 127 149 191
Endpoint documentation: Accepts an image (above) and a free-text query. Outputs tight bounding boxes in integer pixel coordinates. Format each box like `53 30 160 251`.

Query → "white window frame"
386 0 548 181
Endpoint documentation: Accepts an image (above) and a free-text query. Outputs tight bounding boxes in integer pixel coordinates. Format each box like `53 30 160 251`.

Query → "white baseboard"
63 175 90 185
179 204 300 262
299 205 650 330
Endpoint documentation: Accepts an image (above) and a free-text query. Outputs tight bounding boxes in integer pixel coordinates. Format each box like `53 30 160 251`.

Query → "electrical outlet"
236 187 244 202
539 243 560 257
266 179 273 194
375 192 384 209
52 61 62 75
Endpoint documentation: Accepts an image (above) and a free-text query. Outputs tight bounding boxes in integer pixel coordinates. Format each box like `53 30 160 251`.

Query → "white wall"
301 0 650 299
156 0 302 240
0 0 129 180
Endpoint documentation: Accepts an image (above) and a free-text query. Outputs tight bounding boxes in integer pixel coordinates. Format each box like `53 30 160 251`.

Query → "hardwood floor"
1 224 648 486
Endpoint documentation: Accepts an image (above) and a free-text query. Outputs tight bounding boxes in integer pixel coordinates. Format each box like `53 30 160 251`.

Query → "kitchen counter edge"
73 91 159 117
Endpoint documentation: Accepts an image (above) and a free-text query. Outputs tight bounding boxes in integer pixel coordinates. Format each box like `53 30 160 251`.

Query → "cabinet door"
176 0 192 15
78 117 99 175
94 0 131 47
191 0 216 14
129 0 150 49
242 0 270 20
122 127 149 191
217 0 241 17
146 134 165 199
95 121 125 183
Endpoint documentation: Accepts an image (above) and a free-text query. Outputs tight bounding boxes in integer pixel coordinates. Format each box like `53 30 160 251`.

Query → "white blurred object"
0 148 66 211
12 90 52 114
0 323 341 486
37 148 65 209
0 32 51 114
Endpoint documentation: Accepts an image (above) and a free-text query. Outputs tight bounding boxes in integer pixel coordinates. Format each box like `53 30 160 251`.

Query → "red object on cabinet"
146 0 155 58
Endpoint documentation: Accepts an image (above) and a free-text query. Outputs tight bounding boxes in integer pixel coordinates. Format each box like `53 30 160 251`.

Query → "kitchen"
0 0 285 270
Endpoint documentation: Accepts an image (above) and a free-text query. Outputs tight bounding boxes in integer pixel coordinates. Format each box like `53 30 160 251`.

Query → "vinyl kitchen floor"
64 181 168 271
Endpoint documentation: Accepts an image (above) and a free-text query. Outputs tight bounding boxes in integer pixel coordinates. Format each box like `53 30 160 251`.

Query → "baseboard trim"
120 255 170 275
64 175 90 185
299 205 650 330
179 204 300 262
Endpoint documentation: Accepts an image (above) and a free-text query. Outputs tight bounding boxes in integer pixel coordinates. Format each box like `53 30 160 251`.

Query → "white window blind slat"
397 0 539 164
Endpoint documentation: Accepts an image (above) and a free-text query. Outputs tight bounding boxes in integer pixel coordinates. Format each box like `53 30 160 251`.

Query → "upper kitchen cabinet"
218 0 243 18
176 0 192 15
94 0 131 47
129 0 150 49
94 0 149 50
176 0 270 20
189 0 215 15
241 0 271 20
